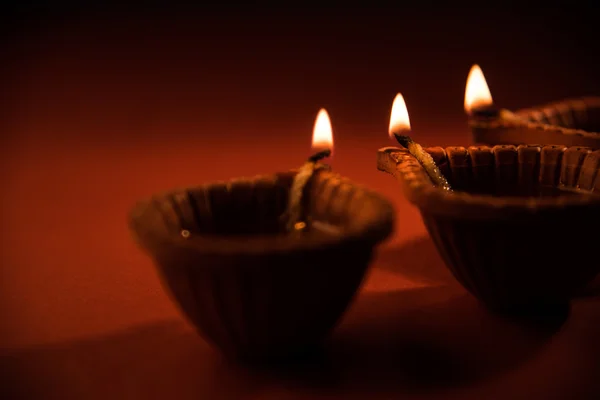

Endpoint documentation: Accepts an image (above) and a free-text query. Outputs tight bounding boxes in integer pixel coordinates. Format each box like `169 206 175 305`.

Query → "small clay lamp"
465 64 600 148
379 93 600 313
130 109 394 362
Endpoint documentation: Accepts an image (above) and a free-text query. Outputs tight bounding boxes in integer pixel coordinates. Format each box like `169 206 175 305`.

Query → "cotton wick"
470 104 500 119
470 105 524 122
307 148 331 163
281 149 331 232
393 133 452 192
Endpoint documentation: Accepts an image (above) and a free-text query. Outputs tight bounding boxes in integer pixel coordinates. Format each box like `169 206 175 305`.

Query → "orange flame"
311 108 334 152
388 93 411 137
464 64 493 113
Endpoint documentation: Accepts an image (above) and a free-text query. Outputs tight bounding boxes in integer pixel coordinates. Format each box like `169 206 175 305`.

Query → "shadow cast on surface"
0 237 573 400
255 290 567 395
577 273 600 298
373 236 456 285
0 294 566 400
247 237 571 394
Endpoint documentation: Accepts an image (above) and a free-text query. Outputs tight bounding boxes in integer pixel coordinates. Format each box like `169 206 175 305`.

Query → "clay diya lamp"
379 94 600 313
465 64 600 148
129 110 394 361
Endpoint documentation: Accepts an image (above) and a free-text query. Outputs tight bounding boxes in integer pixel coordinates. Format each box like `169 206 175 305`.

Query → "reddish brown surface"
2 7 600 399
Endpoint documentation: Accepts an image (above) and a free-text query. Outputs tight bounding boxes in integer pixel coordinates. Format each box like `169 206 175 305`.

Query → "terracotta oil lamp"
130 109 394 361
379 93 600 314
466 64 600 148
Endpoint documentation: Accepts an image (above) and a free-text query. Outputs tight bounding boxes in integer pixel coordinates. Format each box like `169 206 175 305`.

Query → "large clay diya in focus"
379 94 600 313
465 64 600 148
129 110 394 361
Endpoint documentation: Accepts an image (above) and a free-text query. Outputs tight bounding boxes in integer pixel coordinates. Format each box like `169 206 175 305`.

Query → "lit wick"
464 64 522 122
282 108 334 233
389 93 452 191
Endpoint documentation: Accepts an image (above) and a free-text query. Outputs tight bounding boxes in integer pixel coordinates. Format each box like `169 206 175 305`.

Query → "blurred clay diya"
129 171 393 361
381 94 600 313
465 64 600 148
129 110 394 361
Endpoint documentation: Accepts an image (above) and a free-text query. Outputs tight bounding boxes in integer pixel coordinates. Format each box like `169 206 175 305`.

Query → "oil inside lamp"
388 93 452 191
282 108 335 233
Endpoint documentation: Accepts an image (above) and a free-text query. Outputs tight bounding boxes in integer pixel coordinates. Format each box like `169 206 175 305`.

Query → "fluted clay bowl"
378 144 600 313
129 170 394 361
470 96 600 147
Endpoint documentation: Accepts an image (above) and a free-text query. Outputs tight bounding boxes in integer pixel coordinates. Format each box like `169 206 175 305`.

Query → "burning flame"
312 108 334 152
464 64 493 113
388 93 411 137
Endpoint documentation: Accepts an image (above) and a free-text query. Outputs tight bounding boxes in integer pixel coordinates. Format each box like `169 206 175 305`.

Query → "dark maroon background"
2 3 600 399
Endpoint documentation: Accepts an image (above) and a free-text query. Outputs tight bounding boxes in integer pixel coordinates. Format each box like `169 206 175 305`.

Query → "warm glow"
388 93 411 137
464 64 493 113
311 108 334 151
